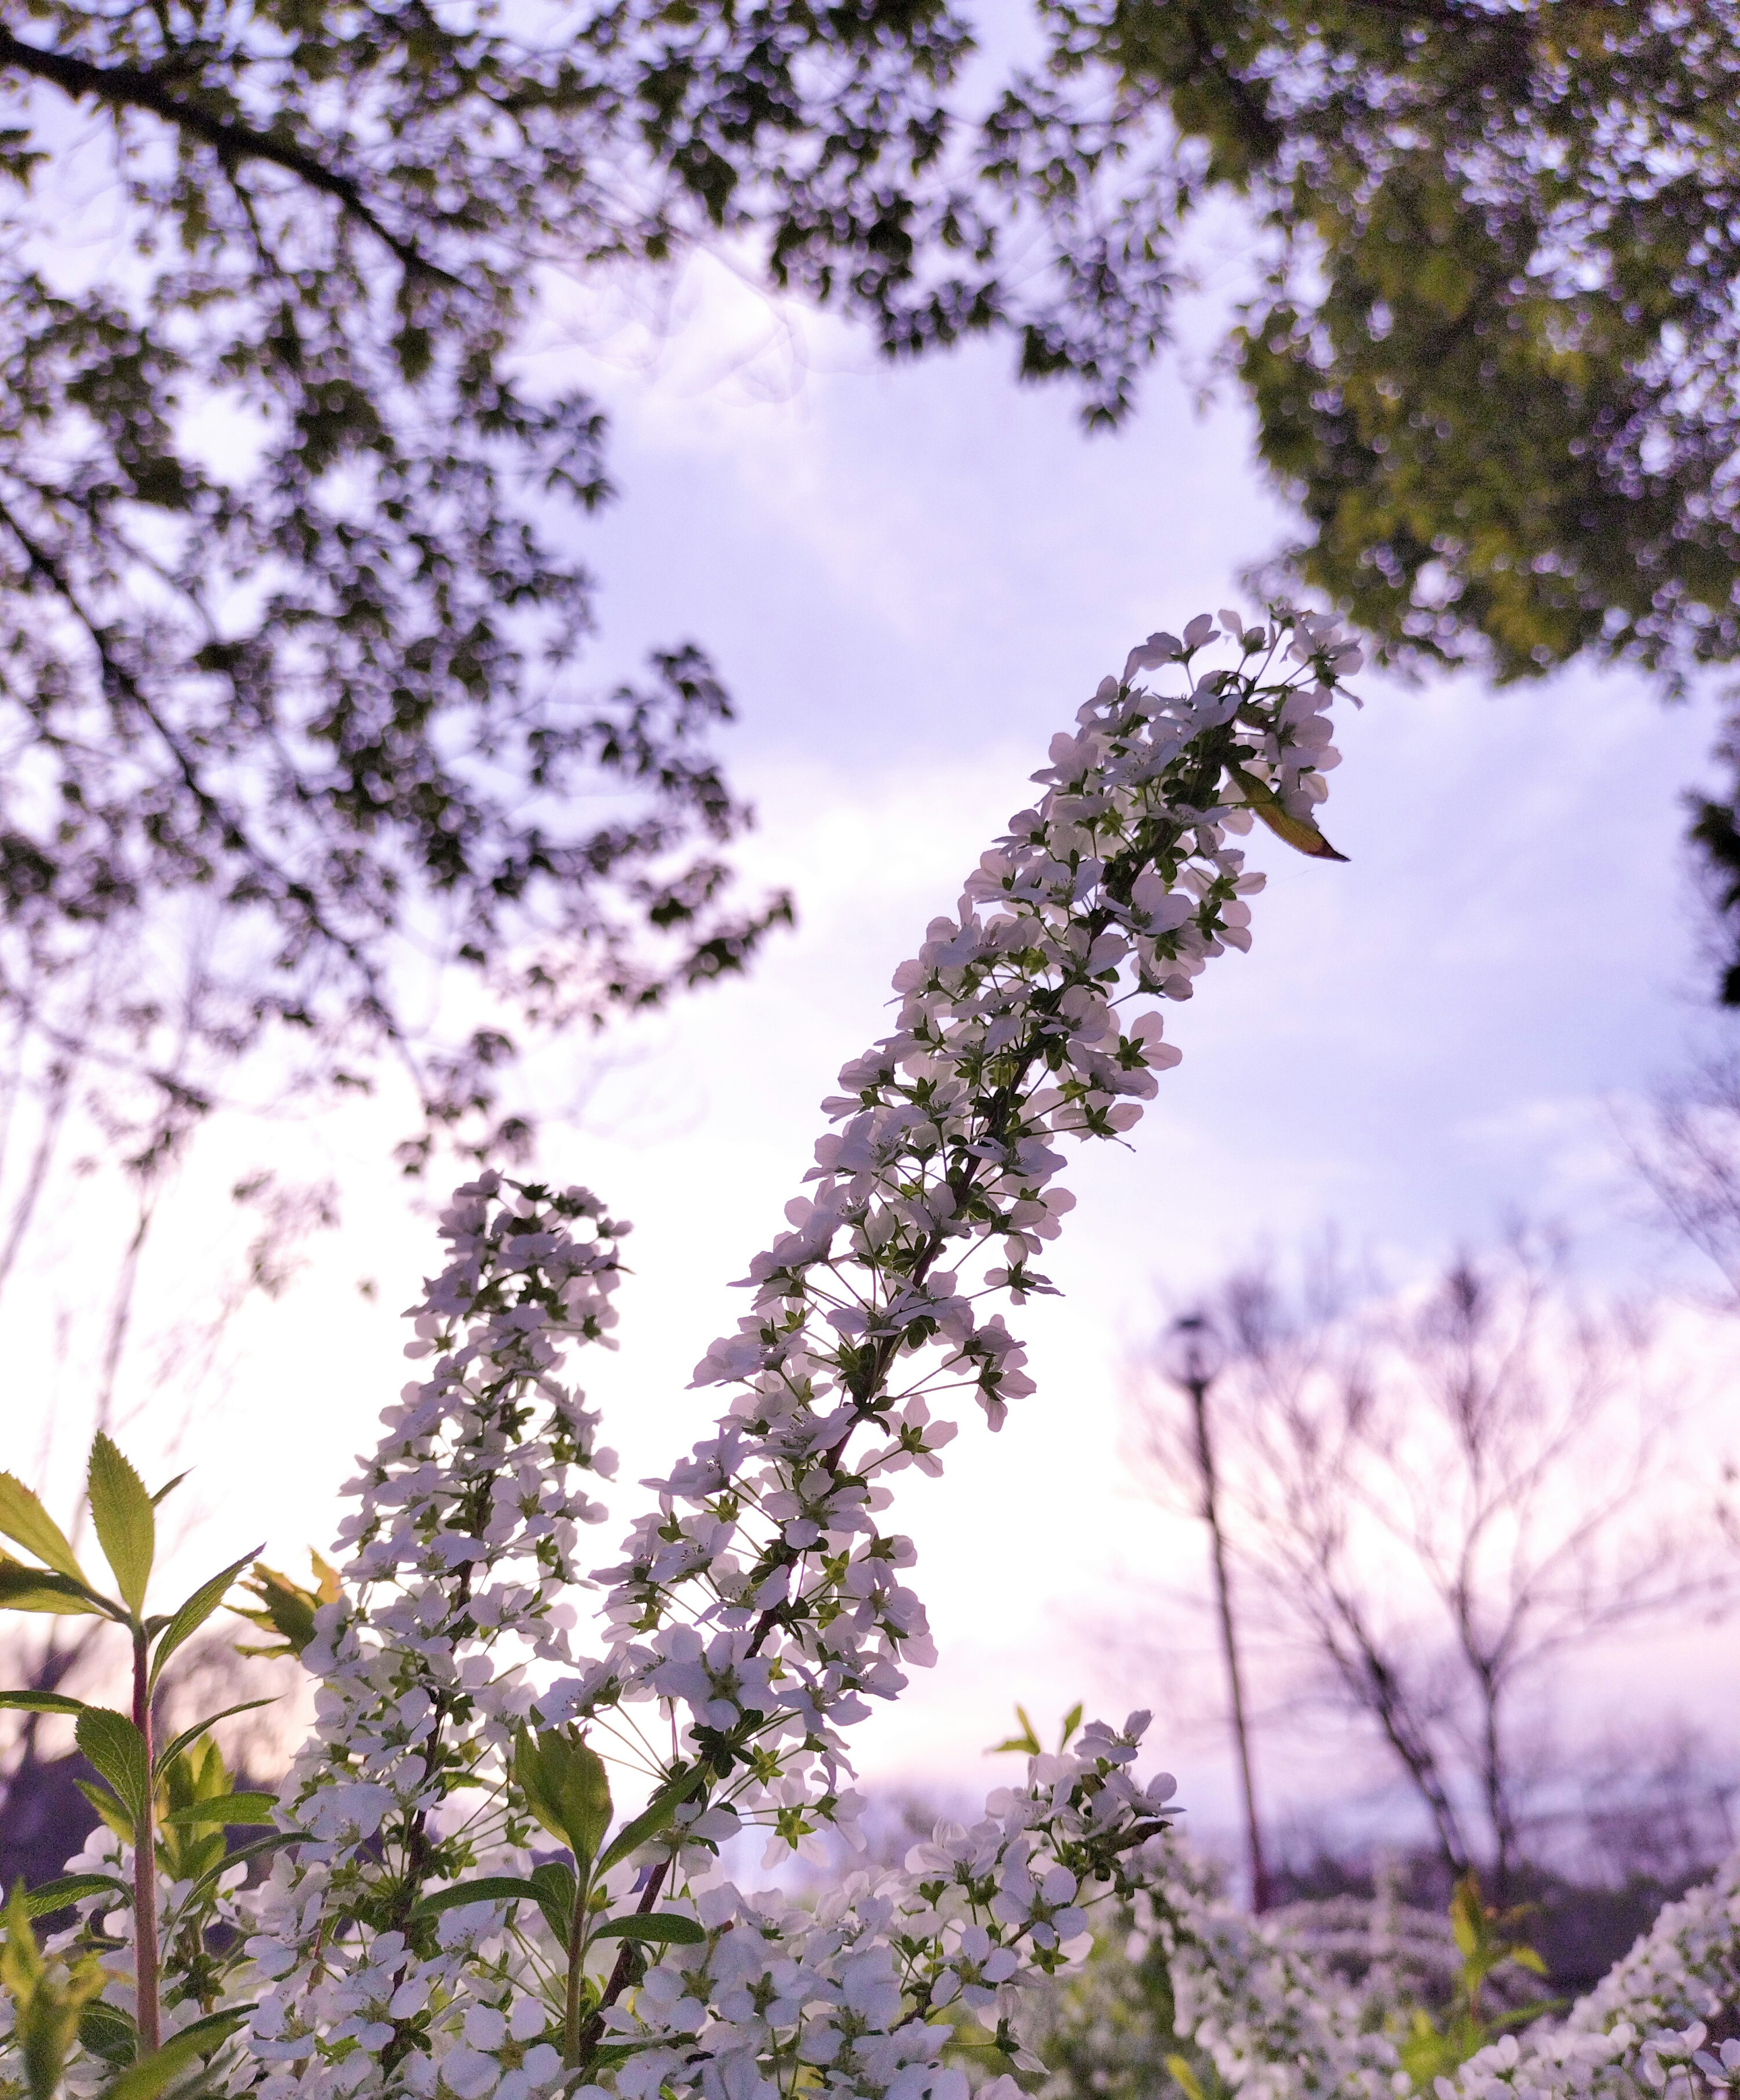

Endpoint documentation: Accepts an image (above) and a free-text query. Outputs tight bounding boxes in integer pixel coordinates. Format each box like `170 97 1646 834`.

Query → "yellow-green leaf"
1230 766 1348 862
1166 2054 1206 2100
0 1558 105 1616
88 1436 154 1616
0 1472 86 1583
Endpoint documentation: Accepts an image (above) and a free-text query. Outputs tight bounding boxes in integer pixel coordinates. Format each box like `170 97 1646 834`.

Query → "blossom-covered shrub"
8 607 1733 2100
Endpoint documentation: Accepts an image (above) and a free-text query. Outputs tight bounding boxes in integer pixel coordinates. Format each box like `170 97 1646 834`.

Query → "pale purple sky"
11 252 1736 1856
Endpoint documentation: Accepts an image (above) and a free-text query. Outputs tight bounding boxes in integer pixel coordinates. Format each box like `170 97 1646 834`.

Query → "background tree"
0 0 1186 1178
1126 1235 1735 1898
1034 0 1740 996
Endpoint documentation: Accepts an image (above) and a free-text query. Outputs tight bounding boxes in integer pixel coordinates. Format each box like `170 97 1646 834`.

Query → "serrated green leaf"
149 1552 260 1691
590 1912 705 1945
0 1689 86 1715
76 1709 150 1829
0 1472 86 1582
88 1435 155 1616
17 1874 126 1918
77 2000 138 2067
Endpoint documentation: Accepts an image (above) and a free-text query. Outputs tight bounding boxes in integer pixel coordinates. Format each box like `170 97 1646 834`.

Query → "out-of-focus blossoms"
0 607 1653 2100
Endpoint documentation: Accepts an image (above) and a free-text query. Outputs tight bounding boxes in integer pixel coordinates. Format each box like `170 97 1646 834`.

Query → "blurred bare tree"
1127 1234 1736 1900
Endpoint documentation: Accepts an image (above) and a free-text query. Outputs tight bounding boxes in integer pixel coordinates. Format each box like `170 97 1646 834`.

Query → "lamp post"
1166 1311 1272 1913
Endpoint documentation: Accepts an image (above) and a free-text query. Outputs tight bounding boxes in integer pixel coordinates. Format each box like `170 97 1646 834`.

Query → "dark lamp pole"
1166 1312 1272 1913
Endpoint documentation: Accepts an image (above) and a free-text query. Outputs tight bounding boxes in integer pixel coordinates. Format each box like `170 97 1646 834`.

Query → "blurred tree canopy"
0 0 1176 1168
11 0 1740 1132
1051 0 1740 985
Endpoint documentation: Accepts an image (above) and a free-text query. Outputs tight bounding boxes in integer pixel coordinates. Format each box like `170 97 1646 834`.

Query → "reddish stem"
130 1628 160 2053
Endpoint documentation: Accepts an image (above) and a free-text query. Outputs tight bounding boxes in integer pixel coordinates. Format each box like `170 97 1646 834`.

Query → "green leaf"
150 1471 192 1508
595 1766 704 1877
76 1709 150 1829
76 1779 136 1844
155 1699 276 1775
159 1792 278 1828
411 1876 542 1919
0 1473 86 1583
99 2013 241 2100
1166 2055 1206 2100
16 1874 126 1918
78 2001 138 2067
0 1690 87 1716
528 1860 578 1952
590 1912 705 1946
0 1558 106 1616
512 1725 612 1866
88 1435 155 1616
1509 1946 1549 1978
149 1552 261 1691
987 1703 1042 1756
1058 1701 1083 1750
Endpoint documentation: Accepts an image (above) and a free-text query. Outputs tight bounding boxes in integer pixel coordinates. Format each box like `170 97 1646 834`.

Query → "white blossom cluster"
243 1183 628 2099
1134 1844 1740 2100
596 1726 1179 2100
541 610 1359 1840
217 609 1360 2100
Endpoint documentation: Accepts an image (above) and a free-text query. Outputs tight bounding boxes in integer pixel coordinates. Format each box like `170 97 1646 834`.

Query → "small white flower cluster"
243 1182 627 2099
222 610 1356 2100
542 611 1355 1856
1136 1844 1740 2100
597 1724 1179 2100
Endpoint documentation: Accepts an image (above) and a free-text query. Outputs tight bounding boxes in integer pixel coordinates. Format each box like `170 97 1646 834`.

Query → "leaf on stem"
0 1690 87 1716
149 1552 262 1691
15 1874 127 1918
1228 766 1348 861
99 2012 245 2100
159 1793 279 1827
595 1766 703 1876
76 1709 151 1829
513 1726 612 1867
154 1699 276 1775
0 1558 106 1616
0 1473 87 1583
411 1876 544 1919
88 1435 155 1617
528 1860 578 1951
590 1913 705 1945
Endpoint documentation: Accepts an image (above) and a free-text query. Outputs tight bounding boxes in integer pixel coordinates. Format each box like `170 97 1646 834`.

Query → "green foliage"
231 1554 341 1661
1395 1875 1558 2092
0 1887 106 2100
512 1725 614 1868
0 1435 277 2066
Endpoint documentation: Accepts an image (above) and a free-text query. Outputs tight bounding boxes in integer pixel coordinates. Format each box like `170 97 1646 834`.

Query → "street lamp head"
1165 1310 1225 1390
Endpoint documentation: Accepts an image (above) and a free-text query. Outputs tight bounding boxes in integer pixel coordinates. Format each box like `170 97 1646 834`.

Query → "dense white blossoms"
3 608 1685 2100
220 610 1364 2100
1131 1844 1740 2100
